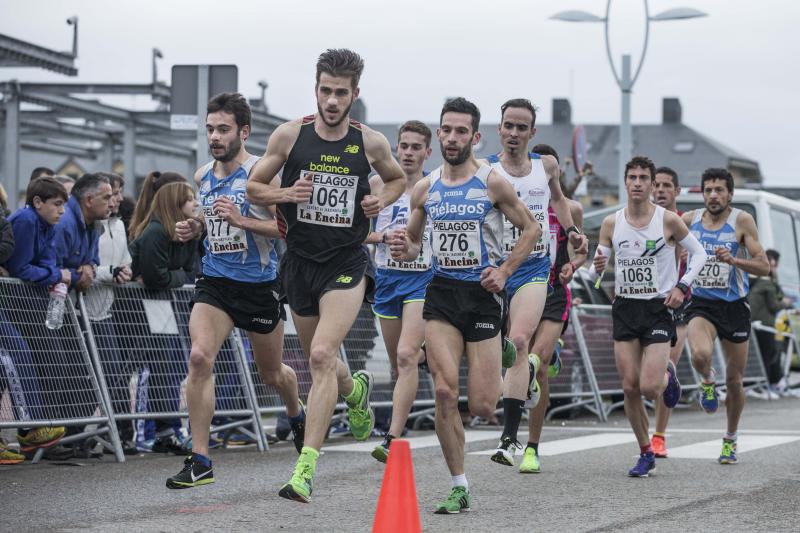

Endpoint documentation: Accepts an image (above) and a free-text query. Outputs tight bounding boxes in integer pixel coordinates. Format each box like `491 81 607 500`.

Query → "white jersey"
374 191 432 271
612 205 677 299
488 154 551 260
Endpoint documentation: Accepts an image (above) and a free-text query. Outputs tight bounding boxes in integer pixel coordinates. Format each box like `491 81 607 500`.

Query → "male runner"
389 97 539 513
366 120 433 462
482 99 587 467
591 156 706 477
247 49 405 502
519 144 587 474
683 168 769 464
650 166 688 457
165 93 304 489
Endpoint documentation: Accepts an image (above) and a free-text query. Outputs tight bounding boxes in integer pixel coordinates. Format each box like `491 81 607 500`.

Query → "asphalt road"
3 397 799 532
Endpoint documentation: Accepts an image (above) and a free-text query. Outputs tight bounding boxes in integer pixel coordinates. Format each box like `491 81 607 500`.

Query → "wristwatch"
676 282 690 294
566 225 582 236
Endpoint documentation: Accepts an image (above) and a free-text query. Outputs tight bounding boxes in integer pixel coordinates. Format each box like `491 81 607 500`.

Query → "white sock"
702 368 716 383
724 432 737 442
451 474 468 491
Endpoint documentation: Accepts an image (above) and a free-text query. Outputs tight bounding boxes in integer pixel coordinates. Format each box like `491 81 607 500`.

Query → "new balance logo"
336 275 353 284
344 144 359 154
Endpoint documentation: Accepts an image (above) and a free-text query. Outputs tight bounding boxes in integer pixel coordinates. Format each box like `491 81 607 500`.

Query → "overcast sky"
2 0 798 186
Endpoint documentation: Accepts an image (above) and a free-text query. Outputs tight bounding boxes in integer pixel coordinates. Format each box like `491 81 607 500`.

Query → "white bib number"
297 170 357 227
503 210 548 256
433 220 481 269
204 206 247 254
387 231 432 271
697 256 730 289
616 256 659 296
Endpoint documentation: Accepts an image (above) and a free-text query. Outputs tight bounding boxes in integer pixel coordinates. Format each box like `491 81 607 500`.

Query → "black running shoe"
152 434 186 455
166 456 215 489
290 403 306 454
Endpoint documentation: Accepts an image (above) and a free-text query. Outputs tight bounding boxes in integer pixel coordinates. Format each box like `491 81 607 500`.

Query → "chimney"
552 99 571 124
662 98 682 124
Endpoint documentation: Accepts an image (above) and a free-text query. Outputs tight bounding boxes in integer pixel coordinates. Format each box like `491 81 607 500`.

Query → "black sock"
501 398 525 441
527 441 539 453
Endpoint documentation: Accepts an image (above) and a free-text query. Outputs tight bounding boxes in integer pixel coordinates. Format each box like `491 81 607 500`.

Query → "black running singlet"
278 116 372 262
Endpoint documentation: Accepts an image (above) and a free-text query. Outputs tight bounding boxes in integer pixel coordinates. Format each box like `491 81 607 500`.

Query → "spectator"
2 177 69 455
128 171 186 241
0 183 10 217
0 210 13 275
118 196 136 236
29 167 55 182
749 249 791 396
128 180 199 453
54 175 76 196
83 172 137 454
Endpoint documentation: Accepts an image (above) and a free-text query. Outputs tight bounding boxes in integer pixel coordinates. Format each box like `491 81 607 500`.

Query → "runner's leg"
248 321 301 418
720 338 748 435
688 317 718 381
388 301 425 438
615 340 649 447
527 320 563 444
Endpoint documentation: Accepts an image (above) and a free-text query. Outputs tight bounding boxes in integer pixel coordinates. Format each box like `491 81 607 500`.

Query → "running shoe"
699 381 718 414
0 439 24 465
290 402 306 454
166 456 215 489
651 435 668 458
279 458 314 503
519 446 541 473
371 434 394 464
718 439 738 465
628 452 656 477
662 361 682 408
434 486 471 514
347 370 375 441
16 426 65 452
526 354 541 408
152 433 187 454
224 430 257 446
491 435 521 467
548 339 564 379
502 337 517 369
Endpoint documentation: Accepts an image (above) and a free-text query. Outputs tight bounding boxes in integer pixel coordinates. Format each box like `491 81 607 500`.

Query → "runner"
247 49 405 503
482 99 588 467
166 93 304 489
519 144 588 474
683 167 769 464
366 120 434 463
590 155 706 477
650 166 688 458
389 97 539 514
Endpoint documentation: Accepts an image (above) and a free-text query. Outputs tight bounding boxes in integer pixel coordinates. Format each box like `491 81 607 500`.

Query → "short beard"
706 202 727 215
441 142 472 166
317 100 353 128
211 136 242 163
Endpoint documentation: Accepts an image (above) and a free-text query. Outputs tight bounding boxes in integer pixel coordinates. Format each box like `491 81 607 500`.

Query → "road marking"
469 432 637 456
667 435 800 459
323 430 503 453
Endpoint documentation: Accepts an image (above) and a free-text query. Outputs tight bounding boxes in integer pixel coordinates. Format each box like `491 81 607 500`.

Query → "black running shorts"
423 275 506 342
193 276 285 334
612 297 676 347
686 296 751 343
280 246 375 317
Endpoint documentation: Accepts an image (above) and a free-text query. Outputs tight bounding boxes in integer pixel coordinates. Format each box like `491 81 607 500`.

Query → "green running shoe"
519 446 541 473
548 339 564 378
434 486 471 514
278 458 315 503
718 439 738 465
347 370 375 441
371 435 393 464
502 337 517 369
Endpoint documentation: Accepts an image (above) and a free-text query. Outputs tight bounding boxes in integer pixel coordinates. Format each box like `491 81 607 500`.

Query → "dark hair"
72 173 110 199
316 48 364 89
440 97 480 133
624 156 656 180
655 166 679 188
96 172 124 190
701 167 734 193
398 120 432 147
118 196 136 235
29 166 55 182
766 249 780 263
26 176 68 206
501 98 537 128
531 143 559 164
207 92 251 130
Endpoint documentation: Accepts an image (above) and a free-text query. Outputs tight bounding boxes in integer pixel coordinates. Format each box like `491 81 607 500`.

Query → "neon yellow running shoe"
718 439 738 465
434 486 471 514
0 439 24 465
519 445 541 473
347 370 375 441
502 337 517 369
279 458 315 503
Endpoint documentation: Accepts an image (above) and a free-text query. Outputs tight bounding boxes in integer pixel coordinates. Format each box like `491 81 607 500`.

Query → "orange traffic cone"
372 439 421 533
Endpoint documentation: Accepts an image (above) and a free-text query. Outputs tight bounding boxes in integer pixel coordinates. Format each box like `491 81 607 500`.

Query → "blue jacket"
4 206 61 286
55 196 101 288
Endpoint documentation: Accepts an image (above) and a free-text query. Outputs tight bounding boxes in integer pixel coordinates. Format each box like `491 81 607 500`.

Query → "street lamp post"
551 1 707 202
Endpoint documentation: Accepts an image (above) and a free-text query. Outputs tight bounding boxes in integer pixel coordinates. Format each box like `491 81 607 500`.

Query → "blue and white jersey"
486 153 551 261
374 191 433 273
424 165 503 282
689 208 748 301
198 155 277 283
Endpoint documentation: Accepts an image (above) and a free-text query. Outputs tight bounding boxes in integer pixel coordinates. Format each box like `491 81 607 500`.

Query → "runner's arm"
389 178 428 262
587 215 614 282
732 211 770 276
246 122 300 206
490 171 539 278
364 128 405 214
365 175 386 244
544 155 586 252
566 199 588 266
665 210 706 288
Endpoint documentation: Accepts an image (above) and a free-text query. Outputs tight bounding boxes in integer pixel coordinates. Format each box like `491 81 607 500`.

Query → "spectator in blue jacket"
55 173 113 293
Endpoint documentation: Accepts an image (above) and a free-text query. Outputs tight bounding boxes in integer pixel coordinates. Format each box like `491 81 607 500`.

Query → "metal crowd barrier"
0 278 123 462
